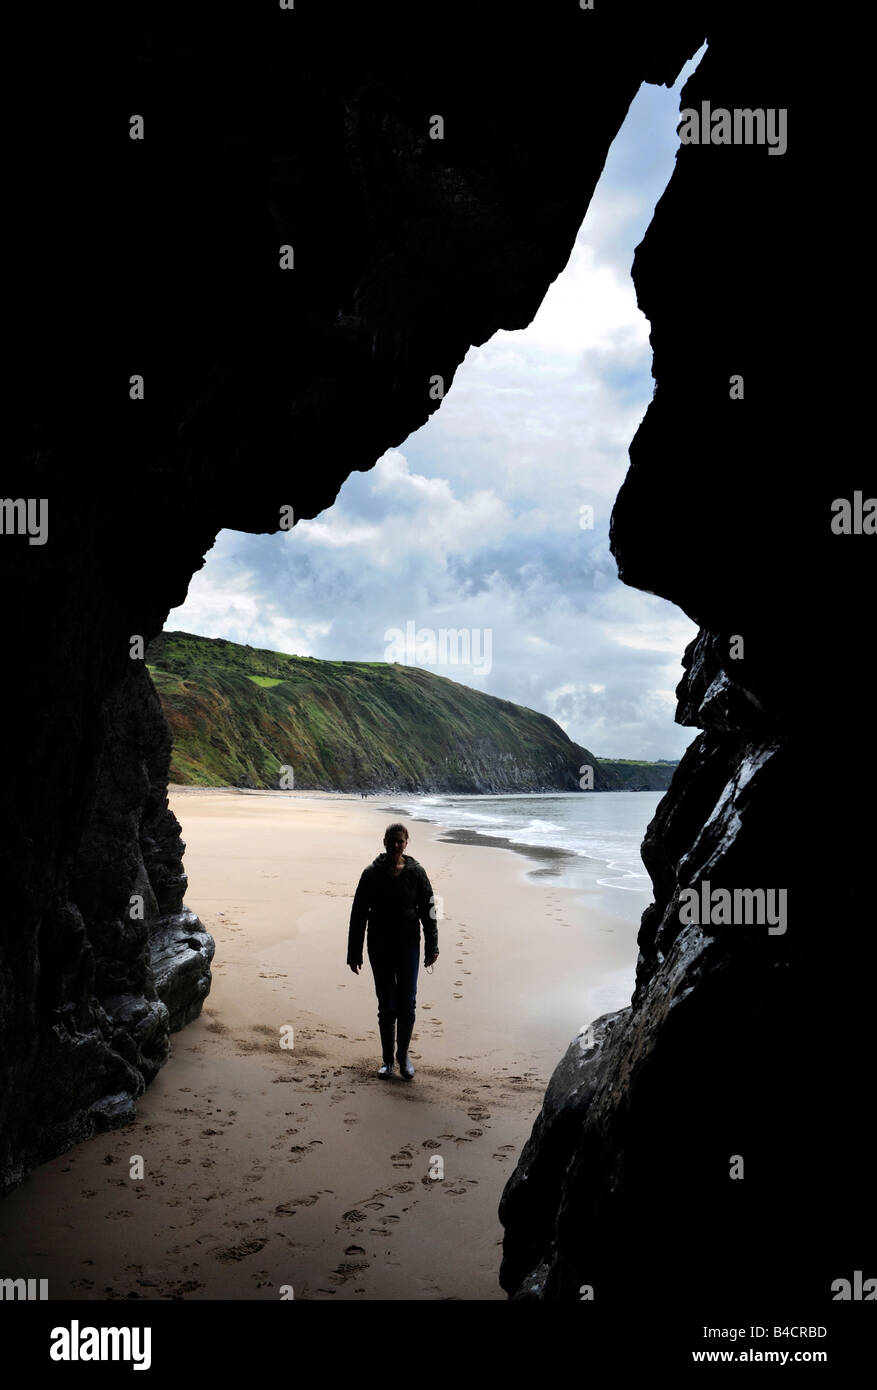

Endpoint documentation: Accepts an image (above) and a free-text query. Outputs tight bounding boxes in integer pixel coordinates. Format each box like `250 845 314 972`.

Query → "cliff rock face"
499 15 873 1305
0 656 213 1189
4 3 869 1308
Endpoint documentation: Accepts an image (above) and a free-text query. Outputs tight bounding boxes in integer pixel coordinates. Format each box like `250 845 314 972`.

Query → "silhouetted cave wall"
499 14 874 1307
4 0 870 1311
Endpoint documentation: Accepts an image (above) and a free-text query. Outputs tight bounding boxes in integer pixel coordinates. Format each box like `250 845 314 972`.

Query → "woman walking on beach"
347 822 439 1079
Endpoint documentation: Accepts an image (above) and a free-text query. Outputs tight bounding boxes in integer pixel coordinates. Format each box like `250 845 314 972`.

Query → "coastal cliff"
147 630 619 794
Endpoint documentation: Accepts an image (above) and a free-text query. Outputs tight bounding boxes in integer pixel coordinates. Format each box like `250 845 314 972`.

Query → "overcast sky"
167 45 707 761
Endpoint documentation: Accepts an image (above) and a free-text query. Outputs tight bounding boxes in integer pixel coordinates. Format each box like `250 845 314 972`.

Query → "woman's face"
385 833 408 854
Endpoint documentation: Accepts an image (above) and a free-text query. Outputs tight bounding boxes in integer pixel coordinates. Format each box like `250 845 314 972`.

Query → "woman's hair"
384 822 409 842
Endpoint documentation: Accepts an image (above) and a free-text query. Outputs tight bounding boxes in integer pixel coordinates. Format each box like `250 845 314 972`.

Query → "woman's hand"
348 962 362 974
424 950 439 968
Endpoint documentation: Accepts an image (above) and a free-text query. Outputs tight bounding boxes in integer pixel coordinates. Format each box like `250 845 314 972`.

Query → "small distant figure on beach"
347 822 439 1079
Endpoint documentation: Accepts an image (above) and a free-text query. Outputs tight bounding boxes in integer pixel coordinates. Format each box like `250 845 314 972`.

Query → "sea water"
381 790 665 926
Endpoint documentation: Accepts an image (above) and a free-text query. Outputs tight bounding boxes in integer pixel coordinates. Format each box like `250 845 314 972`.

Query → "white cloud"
602 621 695 654
504 240 650 357
167 560 331 656
293 518 380 548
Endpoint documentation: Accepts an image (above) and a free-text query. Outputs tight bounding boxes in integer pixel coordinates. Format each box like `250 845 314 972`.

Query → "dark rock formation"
499 11 874 1310
4 0 870 1319
0 645 213 1190
150 910 215 1032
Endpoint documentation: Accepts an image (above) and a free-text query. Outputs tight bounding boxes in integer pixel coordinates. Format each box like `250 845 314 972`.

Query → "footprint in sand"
467 1108 491 1122
215 1237 267 1263
341 1208 367 1223
276 1195 320 1213
421 1139 442 1149
287 1138 323 1162
390 1150 413 1168
391 1181 415 1193
328 1259 370 1284
453 993 463 999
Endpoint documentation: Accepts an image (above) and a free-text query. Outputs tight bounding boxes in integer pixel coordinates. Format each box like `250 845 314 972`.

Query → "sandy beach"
0 790 642 1301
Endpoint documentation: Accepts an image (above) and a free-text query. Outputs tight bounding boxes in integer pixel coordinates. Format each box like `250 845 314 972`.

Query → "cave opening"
5 0 869 1336
38 45 714 1299
156 42 708 1033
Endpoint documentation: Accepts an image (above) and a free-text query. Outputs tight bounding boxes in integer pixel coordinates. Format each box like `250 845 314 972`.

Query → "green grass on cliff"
146 630 624 793
594 757 679 790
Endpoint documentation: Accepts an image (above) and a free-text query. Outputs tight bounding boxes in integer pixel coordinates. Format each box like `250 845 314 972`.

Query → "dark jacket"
347 853 438 966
